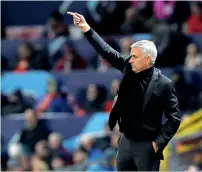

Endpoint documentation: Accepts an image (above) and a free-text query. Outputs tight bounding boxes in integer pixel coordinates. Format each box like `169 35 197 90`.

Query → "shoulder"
157 70 174 89
159 73 172 84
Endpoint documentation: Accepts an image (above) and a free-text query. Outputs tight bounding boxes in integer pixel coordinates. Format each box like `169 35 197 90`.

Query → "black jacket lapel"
143 68 159 111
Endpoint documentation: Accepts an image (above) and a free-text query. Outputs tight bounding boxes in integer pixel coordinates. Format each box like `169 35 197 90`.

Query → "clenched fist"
67 11 90 33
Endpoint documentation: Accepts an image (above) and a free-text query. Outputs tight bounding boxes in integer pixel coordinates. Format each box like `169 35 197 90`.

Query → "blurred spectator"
79 134 105 163
153 24 190 67
79 130 119 171
16 109 51 153
42 9 70 66
10 42 34 72
48 132 73 165
97 56 112 72
59 148 88 171
184 43 202 70
120 2 153 34
93 123 112 151
109 79 120 100
35 79 73 114
44 9 69 39
186 2 202 34
51 155 66 170
64 91 86 117
6 158 25 171
169 1 191 31
31 140 51 170
84 1 105 33
79 135 95 153
7 143 30 171
104 79 120 112
82 84 106 113
153 1 176 22
53 44 87 72
185 165 200 172
85 1 130 34
152 22 171 56
72 148 88 166
9 42 50 72
2 90 30 116
170 68 191 111
170 68 201 111
85 132 120 171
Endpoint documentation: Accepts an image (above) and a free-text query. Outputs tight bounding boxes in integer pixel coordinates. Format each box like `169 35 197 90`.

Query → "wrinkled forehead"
130 47 144 56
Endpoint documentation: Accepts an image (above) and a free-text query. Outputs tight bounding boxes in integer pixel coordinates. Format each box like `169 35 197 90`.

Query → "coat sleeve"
154 81 181 151
84 28 128 72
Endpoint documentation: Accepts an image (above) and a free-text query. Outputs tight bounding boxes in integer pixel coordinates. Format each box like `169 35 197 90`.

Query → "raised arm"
67 11 128 72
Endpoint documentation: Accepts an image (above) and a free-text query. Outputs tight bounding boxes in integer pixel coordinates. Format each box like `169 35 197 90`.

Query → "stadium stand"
1 1 202 171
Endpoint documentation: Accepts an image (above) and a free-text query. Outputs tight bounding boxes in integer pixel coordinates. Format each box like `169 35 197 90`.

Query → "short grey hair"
131 40 157 65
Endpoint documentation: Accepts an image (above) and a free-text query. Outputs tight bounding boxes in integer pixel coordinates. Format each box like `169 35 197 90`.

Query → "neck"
137 66 154 78
136 65 153 73
143 65 153 71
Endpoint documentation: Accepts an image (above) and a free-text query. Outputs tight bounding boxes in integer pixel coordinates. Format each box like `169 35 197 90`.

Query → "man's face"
110 79 119 95
87 84 97 101
48 135 61 149
129 47 151 73
35 141 49 158
24 109 37 129
73 150 87 164
18 44 31 58
187 44 197 55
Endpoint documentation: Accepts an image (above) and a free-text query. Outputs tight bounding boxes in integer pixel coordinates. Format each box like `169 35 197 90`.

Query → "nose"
129 57 133 63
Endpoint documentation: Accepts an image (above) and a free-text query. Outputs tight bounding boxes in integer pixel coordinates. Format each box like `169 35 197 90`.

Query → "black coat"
84 28 181 152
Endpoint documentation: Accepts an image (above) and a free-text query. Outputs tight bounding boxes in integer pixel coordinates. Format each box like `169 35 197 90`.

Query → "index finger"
75 13 83 18
67 11 75 16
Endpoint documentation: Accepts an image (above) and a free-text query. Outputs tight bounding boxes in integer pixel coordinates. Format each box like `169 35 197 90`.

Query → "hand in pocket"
152 141 158 153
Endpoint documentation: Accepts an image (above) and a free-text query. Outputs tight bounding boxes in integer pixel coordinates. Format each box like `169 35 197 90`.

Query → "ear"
146 56 152 65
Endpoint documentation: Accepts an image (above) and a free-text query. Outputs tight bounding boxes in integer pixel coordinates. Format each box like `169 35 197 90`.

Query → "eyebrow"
130 55 138 58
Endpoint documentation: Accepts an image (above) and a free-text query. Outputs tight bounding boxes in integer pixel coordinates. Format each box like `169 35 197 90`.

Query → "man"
18 109 50 152
67 12 181 171
45 9 69 38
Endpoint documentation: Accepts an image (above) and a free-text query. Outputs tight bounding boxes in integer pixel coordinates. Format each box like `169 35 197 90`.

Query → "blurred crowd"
1 2 202 115
1 109 119 171
1 35 202 75
2 43 202 117
2 1 202 72
85 1 202 35
2 66 202 117
1 1 202 171
1 76 121 116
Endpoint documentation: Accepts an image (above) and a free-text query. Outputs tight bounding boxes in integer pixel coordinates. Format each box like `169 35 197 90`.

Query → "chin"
132 68 136 73
132 68 139 73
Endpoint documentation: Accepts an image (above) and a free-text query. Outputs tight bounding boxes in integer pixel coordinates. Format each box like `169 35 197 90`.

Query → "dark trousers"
116 134 161 171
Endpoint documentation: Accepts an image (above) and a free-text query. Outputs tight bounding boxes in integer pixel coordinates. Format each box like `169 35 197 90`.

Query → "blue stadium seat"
2 71 54 98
